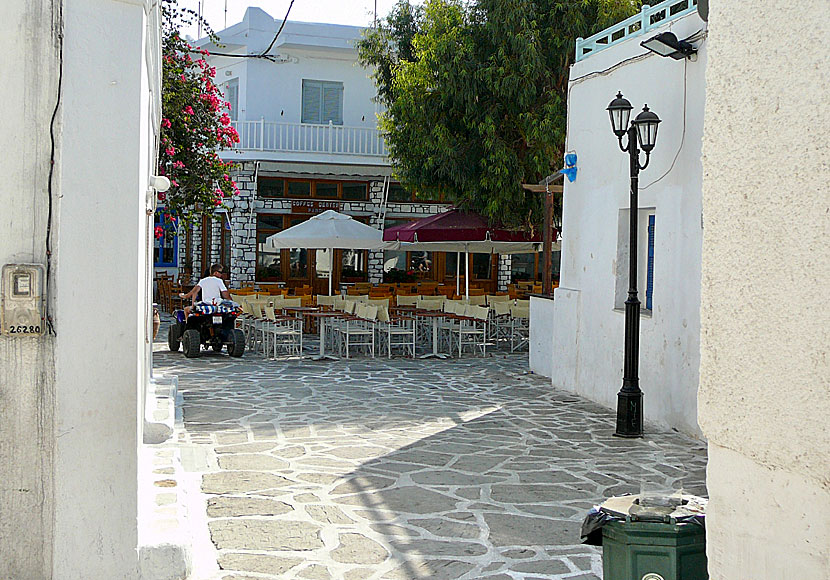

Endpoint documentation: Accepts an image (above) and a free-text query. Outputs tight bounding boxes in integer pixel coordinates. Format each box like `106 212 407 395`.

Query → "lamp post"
607 92 661 438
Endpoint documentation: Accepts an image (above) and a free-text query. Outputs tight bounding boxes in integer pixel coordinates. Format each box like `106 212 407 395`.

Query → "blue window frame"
645 214 655 310
154 210 178 267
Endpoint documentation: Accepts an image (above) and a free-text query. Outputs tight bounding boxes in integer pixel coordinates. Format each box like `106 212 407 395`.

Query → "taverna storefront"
155 8 555 294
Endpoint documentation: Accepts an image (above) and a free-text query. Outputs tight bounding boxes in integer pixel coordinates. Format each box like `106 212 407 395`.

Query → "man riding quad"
167 264 246 358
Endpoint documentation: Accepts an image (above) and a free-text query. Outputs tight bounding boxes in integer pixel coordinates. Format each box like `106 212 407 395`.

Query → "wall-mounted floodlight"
641 31 697 60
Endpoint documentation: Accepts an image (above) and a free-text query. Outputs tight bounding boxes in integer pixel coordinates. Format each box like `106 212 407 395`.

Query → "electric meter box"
1 264 46 336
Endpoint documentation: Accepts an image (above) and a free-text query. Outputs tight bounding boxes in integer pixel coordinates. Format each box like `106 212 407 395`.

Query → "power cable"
197 0 295 60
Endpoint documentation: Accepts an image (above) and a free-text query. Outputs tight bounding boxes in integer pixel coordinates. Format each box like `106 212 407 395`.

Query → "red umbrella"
383 208 543 246
383 209 550 297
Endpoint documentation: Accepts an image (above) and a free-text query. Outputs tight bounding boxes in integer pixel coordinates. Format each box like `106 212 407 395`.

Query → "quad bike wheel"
227 328 246 358
182 329 202 358
168 323 181 352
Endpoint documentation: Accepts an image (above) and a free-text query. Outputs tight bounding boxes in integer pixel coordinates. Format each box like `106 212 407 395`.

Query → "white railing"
575 0 699 62
231 120 387 157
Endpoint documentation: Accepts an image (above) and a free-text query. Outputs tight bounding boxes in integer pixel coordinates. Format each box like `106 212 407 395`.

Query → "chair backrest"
376 304 391 323
344 300 356 314
282 297 301 308
353 303 366 318
417 297 444 311
493 301 512 316
516 299 530 309
362 304 378 321
317 295 335 309
396 295 419 307
487 294 510 305
465 305 489 320
332 295 346 311
511 304 530 319
467 287 486 296
355 282 373 292
466 295 487 306
369 298 389 310
264 305 277 321
250 303 263 318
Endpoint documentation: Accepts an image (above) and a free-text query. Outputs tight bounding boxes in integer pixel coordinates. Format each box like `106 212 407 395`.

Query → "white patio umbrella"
265 210 395 295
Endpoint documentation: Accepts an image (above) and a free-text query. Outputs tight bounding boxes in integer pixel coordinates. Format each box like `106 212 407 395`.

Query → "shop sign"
290 200 343 214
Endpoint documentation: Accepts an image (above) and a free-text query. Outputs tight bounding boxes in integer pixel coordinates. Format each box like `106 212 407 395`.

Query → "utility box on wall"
1 264 46 336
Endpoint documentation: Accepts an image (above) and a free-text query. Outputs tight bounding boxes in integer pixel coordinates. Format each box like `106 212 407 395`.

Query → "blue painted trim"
646 214 655 311
154 210 178 268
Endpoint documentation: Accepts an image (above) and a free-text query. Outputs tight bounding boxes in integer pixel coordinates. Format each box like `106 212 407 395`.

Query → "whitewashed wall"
206 8 381 128
0 0 160 577
700 2 830 577
544 12 707 437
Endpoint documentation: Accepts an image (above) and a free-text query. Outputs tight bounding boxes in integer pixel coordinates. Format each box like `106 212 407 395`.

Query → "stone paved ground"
153 326 707 580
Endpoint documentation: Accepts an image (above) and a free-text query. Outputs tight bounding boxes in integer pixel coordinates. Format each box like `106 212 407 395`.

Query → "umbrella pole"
465 250 469 299
328 247 333 296
456 251 460 298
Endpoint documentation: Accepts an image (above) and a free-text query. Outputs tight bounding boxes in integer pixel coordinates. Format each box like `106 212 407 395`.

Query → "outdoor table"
282 305 320 334
304 311 343 361
416 310 450 359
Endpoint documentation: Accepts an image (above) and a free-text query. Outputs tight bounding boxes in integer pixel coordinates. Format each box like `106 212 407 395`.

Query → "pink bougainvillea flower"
220 113 231 126
161 118 171 129
165 146 175 156
173 161 185 169
183 106 194 116
170 179 179 187
154 226 164 239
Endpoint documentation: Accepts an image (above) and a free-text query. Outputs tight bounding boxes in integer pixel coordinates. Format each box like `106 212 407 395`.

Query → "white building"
0 0 162 577
168 8 522 294
532 0 707 437
699 2 830 577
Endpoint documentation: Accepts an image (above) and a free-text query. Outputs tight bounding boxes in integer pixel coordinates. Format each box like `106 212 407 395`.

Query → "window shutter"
322 82 344 125
646 214 655 310
226 80 239 121
301 80 322 124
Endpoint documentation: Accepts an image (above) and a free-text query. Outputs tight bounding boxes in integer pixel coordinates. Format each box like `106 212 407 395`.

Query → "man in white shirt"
180 264 230 311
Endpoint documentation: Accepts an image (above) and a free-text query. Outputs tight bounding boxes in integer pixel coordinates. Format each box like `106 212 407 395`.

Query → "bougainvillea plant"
157 0 239 235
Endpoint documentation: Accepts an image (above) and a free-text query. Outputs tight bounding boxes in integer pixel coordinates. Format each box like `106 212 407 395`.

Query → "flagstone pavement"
152 332 707 580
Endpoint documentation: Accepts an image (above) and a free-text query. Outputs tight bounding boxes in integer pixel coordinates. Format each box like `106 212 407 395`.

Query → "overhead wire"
196 0 295 60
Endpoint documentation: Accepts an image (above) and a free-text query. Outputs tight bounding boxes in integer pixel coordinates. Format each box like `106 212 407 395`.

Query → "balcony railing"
230 120 387 157
575 0 699 62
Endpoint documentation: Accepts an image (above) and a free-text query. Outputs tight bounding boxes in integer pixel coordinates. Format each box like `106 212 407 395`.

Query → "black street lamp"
607 92 661 438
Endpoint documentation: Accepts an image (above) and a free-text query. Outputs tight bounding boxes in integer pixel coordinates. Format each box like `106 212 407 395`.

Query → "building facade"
532 0 707 437
0 0 162 576
167 7 529 293
699 1 830 577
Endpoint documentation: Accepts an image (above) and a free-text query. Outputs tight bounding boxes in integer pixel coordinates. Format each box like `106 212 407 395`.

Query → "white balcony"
227 120 388 164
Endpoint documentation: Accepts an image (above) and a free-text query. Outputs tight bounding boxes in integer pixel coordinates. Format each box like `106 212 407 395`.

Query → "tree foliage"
157 0 239 231
358 0 640 228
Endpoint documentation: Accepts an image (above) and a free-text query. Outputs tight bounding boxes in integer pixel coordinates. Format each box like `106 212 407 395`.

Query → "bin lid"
600 493 707 520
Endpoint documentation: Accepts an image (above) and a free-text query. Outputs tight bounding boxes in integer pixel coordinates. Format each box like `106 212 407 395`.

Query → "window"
225 79 238 121
342 182 368 201
256 214 283 282
301 79 343 125
472 254 493 280
154 211 177 267
260 178 284 198
615 208 655 311
314 182 338 199
286 181 311 197
219 212 232 269
387 183 411 202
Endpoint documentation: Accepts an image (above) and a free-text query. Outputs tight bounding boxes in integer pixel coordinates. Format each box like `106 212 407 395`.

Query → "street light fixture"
606 92 661 438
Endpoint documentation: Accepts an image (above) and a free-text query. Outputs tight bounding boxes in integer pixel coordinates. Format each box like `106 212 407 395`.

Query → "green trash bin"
602 517 708 580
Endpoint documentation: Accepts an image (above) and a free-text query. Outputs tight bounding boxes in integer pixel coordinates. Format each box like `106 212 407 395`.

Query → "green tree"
359 0 639 228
